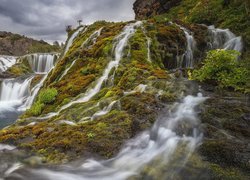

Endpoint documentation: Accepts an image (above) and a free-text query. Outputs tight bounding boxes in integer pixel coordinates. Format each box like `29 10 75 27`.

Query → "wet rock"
198 84 250 176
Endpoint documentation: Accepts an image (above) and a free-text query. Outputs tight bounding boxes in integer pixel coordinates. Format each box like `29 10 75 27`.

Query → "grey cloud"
0 0 135 43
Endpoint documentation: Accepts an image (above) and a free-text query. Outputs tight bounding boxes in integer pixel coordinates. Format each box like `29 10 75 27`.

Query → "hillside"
0 1 249 179
0 31 60 56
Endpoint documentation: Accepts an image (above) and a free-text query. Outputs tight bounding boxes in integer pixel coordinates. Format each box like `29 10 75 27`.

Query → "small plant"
87 132 96 139
191 49 248 91
38 88 58 104
27 102 45 116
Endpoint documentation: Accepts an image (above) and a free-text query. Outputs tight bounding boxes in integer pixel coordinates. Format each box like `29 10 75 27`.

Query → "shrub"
191 49 248 91
38 88 58 104
27 102 44 116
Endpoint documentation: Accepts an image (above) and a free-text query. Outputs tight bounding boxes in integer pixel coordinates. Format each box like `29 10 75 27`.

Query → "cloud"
0 0 135 43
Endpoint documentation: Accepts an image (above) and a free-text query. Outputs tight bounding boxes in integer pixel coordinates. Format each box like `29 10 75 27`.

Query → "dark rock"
133 0 182 19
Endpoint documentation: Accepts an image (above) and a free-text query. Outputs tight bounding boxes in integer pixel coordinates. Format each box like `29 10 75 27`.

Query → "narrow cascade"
208 25 243 52
58 27 102 81
58 59 77 81
59 21 142 112
177 25 196 68
81 27 103 48
21 71 50 110
0 77 33 128
63 26 86 56
91 100 117 120
6 94 207 179
141 25 152 62
27 54 57 73
0 56 16 73
146 36 152 62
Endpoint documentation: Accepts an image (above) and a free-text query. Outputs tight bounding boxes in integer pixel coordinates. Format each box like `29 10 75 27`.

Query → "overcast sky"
0 0 135 43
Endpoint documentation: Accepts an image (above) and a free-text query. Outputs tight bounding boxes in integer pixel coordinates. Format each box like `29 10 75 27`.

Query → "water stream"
63 26 86 56
59 21 142 112
0 77 33 128
3 93 207 179
208 25 243 52
0 56 16 73
176 25 196 68
27 54 57 73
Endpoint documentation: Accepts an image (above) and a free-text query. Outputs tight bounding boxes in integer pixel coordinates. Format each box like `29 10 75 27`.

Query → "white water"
208 25 243 52
0 56 16 73
27 54 57 73
58 59 77 81
59 21 142 112
91 101 117 120
21 71 51 110
63 26 86 56
81 27 103 48
0 77 33 101
177 25 196 68
146 37 152 62
142 26 152 63
0 77 33 127
5 94 207 179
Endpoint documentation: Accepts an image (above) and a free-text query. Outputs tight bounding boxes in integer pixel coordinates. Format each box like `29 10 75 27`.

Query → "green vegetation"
38 88 58 104
27 102 45 116
6 57 32 76
152 0 250 51
27 88 58 116
191 50 249 92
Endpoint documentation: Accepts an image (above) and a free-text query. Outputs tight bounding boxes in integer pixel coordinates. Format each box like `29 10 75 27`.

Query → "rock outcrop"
133 0 182 19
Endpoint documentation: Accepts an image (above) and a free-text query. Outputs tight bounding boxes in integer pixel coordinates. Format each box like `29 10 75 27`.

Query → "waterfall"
81 27 103 48
0 77 33 128
58 27 103 82
59 21 142 112
0 56 16 73
58 59 77 81
0 77 33 101
5 94 207 179
208 25 243 52
177 25 196 68
63 26 86 56
27 54 57 73
91 100 117 120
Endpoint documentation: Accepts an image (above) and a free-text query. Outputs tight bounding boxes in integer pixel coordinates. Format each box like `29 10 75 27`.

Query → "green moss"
39 88 58 104
6 57 32 76
27 102 45 116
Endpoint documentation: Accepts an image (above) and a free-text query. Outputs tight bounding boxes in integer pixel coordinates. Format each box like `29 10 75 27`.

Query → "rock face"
133 0 182 19
0 31 59 56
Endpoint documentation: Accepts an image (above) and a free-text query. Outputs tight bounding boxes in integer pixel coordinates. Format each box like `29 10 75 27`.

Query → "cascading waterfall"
0 77 33 128
91 100 117 120
58 59 77 81
142 25 152 63
27 54 57 73
208 25 243 52
0 78 32 101
177 25 196 68
59 21 142 112
4 94 207 179
63 26 86 56
81 27 103 48
21 68 53 111
58 27 103 81
0 56 16 73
